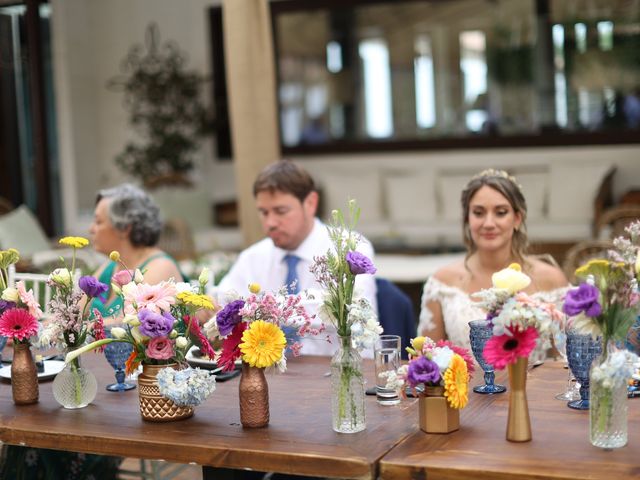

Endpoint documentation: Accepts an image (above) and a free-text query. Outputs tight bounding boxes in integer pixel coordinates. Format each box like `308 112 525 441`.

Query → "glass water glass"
374 335 401 405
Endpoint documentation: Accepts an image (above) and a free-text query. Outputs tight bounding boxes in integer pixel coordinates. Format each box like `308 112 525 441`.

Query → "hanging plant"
108 23 213 188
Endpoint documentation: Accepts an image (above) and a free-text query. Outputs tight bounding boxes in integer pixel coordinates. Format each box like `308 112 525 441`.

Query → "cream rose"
491 263 531 294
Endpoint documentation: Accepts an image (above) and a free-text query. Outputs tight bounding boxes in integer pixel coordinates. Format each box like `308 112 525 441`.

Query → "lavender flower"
78 276 108 298
406 356 441 387
216 299 245 336
345 251 377 275
0 300 15 313
563 283 602 318
138 308 175 337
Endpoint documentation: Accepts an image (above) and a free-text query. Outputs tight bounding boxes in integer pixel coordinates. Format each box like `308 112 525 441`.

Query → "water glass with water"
374 335 401 405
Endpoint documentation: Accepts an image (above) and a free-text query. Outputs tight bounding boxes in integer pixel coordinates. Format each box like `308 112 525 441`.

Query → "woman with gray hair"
89 183 185 319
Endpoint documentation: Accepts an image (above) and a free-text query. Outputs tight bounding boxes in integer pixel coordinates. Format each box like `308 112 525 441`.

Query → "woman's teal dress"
0 253 187 479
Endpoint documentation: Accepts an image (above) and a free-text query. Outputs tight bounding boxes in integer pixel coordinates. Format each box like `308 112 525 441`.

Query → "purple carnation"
345 251 377 275
138 309 175 337
78 276 109 298
563 283 602 318
406 356 441 387
216 299 245 337
0 300 16 314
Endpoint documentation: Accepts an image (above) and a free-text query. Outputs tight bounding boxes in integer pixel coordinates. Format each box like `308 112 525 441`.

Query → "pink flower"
16 281 43 318
145 336 174 360
124 281 176 314
91 309 106 351
112 269 135 287
436 339 475 375
184 315 217 359
0 308 39 341
483 326 538 370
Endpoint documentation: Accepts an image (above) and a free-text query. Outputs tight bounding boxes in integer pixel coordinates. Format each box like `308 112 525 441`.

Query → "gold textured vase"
137 363 193 422
239 363 269 428
418 386 459 434
506 357 531 442
11 343 39 405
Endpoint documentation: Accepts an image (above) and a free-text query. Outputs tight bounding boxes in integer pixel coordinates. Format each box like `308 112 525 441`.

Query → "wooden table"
380 362 640 480
0 353 417 479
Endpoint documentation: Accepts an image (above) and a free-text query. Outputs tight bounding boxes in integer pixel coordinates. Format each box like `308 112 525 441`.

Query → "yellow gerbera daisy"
239 320 286 368
59 236 89 249
177 291 216 311
443 354 469 409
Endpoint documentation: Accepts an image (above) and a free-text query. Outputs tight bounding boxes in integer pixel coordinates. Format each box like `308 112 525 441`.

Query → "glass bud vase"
589 340 628 449
330 335 365 433
53 352 97 409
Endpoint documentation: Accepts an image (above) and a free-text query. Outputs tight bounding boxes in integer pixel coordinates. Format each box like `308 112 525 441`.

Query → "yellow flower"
406 336 426 356
109 251 121 262
59 236 89 249
491 263 531 294
248 283 261 294
177 291 216 311
443 354 469 409
240 320 286 368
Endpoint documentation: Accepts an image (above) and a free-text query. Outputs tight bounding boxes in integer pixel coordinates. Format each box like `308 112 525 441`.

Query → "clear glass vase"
330 335 365 433
52 353 97 409
589 340 628 448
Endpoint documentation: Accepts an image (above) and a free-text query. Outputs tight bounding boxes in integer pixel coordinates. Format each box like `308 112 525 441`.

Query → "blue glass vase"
469 320 506 394
566 331 602 410
0 336 7 363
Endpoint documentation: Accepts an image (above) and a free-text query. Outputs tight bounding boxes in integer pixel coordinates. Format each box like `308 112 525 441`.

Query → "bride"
419 169 569 351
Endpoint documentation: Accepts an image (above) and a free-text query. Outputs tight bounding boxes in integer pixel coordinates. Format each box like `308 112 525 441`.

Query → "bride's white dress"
418 276 569 351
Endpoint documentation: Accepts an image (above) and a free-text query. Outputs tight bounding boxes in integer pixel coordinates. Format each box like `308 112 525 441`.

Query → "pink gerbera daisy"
0 308 39 341
16 281 43 319
124 281 176 314
483 326 538 370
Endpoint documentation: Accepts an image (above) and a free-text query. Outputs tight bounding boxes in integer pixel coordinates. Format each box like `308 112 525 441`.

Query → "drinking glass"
566 330 602 410
553 326 580 401
374 335 401 405
469 320 506 394
104 337 136 392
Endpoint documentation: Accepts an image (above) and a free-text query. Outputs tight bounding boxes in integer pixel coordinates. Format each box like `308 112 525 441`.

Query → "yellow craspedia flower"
443 354 469 409
59 236 89 249
177 291 216 311
248 283 261 294
240 320 286 368
508 262 521 272
109 251 121 262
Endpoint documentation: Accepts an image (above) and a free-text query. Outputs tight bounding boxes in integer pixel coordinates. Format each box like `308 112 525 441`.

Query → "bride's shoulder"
526 255 568 291
432 260 467 288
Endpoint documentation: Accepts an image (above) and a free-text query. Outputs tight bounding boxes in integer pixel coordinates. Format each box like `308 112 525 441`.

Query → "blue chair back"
375 278 416 359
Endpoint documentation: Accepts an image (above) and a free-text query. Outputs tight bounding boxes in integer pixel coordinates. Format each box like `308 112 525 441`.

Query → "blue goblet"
566 330 601 410
469 320 506 394
0 336 7 363
104 340 136 392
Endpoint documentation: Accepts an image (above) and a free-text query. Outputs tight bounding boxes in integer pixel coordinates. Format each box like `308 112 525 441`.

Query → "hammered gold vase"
418 386 459 434
137 363 193 422
11 343 39 405
239 363 269 428
506 357 531 442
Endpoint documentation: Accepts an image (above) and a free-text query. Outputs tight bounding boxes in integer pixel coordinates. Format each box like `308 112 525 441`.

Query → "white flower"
110 327 127 339
123 314 140 326
175 336 188 348
1 287 19 302
134 269 144 283
570 313 602 338
198 267 210 287
48 268 72 287
111 283 122 296
203 317 220 339
432 346 454 373
175 282 193 294
169 329 178 339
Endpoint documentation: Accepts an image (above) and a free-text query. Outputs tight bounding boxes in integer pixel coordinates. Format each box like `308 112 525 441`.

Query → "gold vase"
239 362 269 428
137 363 193 422
418 386 459 434
506 357 531 442
11 343 39 405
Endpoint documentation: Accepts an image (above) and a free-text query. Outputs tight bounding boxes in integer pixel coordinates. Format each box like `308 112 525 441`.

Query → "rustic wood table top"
379 361 640 480
0 353 417 479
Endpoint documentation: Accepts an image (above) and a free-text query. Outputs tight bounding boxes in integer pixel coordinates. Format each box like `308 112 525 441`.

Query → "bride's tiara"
470 169 522 190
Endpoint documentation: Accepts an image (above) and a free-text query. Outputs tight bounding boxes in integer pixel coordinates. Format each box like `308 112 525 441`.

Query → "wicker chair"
562 240 613 284
594 205 640 239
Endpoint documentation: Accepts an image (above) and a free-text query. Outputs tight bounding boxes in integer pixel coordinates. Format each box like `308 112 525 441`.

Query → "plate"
0 360 65 382
186 346 218 370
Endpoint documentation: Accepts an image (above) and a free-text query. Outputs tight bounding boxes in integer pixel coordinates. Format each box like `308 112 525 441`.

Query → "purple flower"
406 356 441 387
216 299 245 336
0 300 16 314
345 251 377 275
78 276 109 298
138 309 175 337
563 283 602 318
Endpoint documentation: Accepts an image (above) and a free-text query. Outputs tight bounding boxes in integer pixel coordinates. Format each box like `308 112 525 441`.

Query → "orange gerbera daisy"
443 353 469 409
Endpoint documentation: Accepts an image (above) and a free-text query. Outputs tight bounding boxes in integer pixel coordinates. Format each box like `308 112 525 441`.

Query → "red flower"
0 308 39 342
184 315 216 359
483 326 538 370
436 339 475 375
125 350 140 376
218 322 247 372
91 309 106 351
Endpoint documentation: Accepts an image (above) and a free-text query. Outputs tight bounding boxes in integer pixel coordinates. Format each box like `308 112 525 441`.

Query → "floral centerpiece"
398 336 473 433
209 283 319 427
563 222 640 448
0 248 42 405
68 251 219 420
310 200 381 433
473 263 563 442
